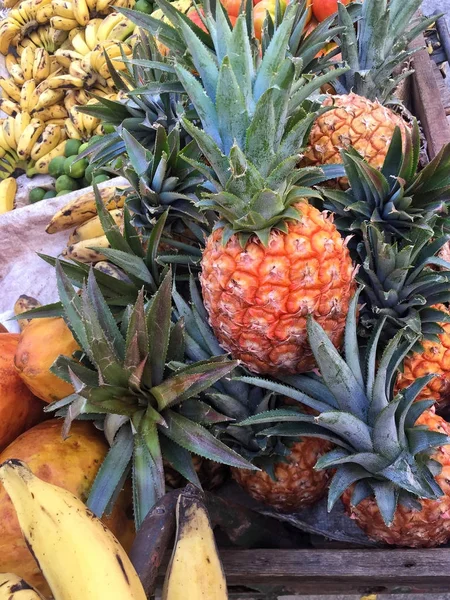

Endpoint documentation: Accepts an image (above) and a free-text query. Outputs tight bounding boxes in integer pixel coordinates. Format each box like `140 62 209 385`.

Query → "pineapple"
50 263 255 528
171 277 332 512
303 0 436 176
239 291 450 547
169 6 356 375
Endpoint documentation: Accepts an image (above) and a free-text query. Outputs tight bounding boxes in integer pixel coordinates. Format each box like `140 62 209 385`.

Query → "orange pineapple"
200 202 356 375
395 305 450 410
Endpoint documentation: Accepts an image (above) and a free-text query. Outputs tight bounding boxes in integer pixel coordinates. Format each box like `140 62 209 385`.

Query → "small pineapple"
50 263 255 528
303 0 435 177
171 6 356 375
240 291 450 547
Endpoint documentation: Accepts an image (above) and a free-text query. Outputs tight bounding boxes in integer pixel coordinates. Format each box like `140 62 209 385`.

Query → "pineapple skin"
303 94 408 174
342 411 450 547
395 305 450 409
200 202 356 375
231 438 333 512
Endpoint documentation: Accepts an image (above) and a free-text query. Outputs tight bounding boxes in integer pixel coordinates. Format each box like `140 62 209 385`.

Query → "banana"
46 118 67 126
0 177 17 214
0 122 16 153
52 0 76 18
34 104 68 121
50 16 80 30
54 48 84 69
94 261 130 281
0 77 21 103
27 139 67 175
108 18 135 42
36 3 54 23
8 64 25 85
0 573 46 599
46 186 125 233
33 47 51 83
85 0 97 11
5 53 18 73
73 0 90 26
71 31 91 55
70 60 96 86
14 111 31 146
95 0 114 13
63 234 111 262
0 22 19 56
46 74 84 89
85 18 102 49
64 117 82 140
0 98 20 116
0 460 146 600
17 118 45 159
13 295 42 331
31 123 62 160
35 88 65 111
20 80 36 113
162 489 228 600
4 116 18 150
69 208 123 243
97 12 125 40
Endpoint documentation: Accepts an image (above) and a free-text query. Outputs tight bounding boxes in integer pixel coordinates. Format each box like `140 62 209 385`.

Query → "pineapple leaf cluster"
335 0 439 102
235 290 450 525
49 263 255 528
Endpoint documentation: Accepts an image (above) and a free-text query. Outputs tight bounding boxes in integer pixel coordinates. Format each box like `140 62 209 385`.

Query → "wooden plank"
159 549 450 595
410 31 450 158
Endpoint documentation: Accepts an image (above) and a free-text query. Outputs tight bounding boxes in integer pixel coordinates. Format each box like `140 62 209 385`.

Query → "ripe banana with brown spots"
0 573 46 599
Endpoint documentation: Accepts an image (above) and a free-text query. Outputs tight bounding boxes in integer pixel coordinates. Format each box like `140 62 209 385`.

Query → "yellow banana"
162 489 228 600
64 234 111 262
17 118 45 159
20 80 36 113
73 0 90 26
54 48 84 68
35 88 65 111
97 12 125 39
94 261 130 281
0 573 46 599
64 117 82 140
5 53 18 73
0 77 21 103
0 22 18 56
108 18 135 41
0 460 146 600
13 112 31 147
33 47 51 83
34 103 68 121
36 3 54 23
0 122 16 153
4 116 18 150
46 186 125 233
85 0 97 11
71 31 91 55
50 16 79 30
20 46 35 81
46 74 85 89
0 98 20 116
8 64 25 85
52 0 76 18
69 208 123 243
85 18 102 49
46 118 67 126
28 139 67 174
14 294 42 331
31 123 62 160
0 177 17 214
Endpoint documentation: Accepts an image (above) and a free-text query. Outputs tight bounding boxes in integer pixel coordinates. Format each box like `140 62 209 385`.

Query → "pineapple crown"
167 5 347 244
356 224 450 344
323 122 450 241
235 290 450 526
48 264 255 529
335 0 439 103
171 275 301 473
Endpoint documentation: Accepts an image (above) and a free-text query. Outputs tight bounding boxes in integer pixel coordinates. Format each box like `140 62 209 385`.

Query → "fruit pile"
4 0 450 595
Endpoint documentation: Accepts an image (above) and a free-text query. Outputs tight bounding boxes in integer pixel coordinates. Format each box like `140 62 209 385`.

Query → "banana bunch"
0 0 59 55
0 573 46 599
64 97 103 140
50 0 135 33
162 489 228 600
15 24 68 55
0 177 17 213
0 460 146 600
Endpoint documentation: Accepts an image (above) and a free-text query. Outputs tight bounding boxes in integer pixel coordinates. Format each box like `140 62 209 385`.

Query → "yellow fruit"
201 201 356 375
14 317 79 403
0 333 45 453
0 420 135 596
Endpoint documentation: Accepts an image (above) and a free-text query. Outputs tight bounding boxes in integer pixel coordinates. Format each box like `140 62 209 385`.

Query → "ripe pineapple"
241 291 450 547
303 0 435 175
171 6 356 375
51 265 255 528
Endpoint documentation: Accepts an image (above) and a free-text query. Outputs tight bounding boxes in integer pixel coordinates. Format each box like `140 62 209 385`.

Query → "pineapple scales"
36 0 450 546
